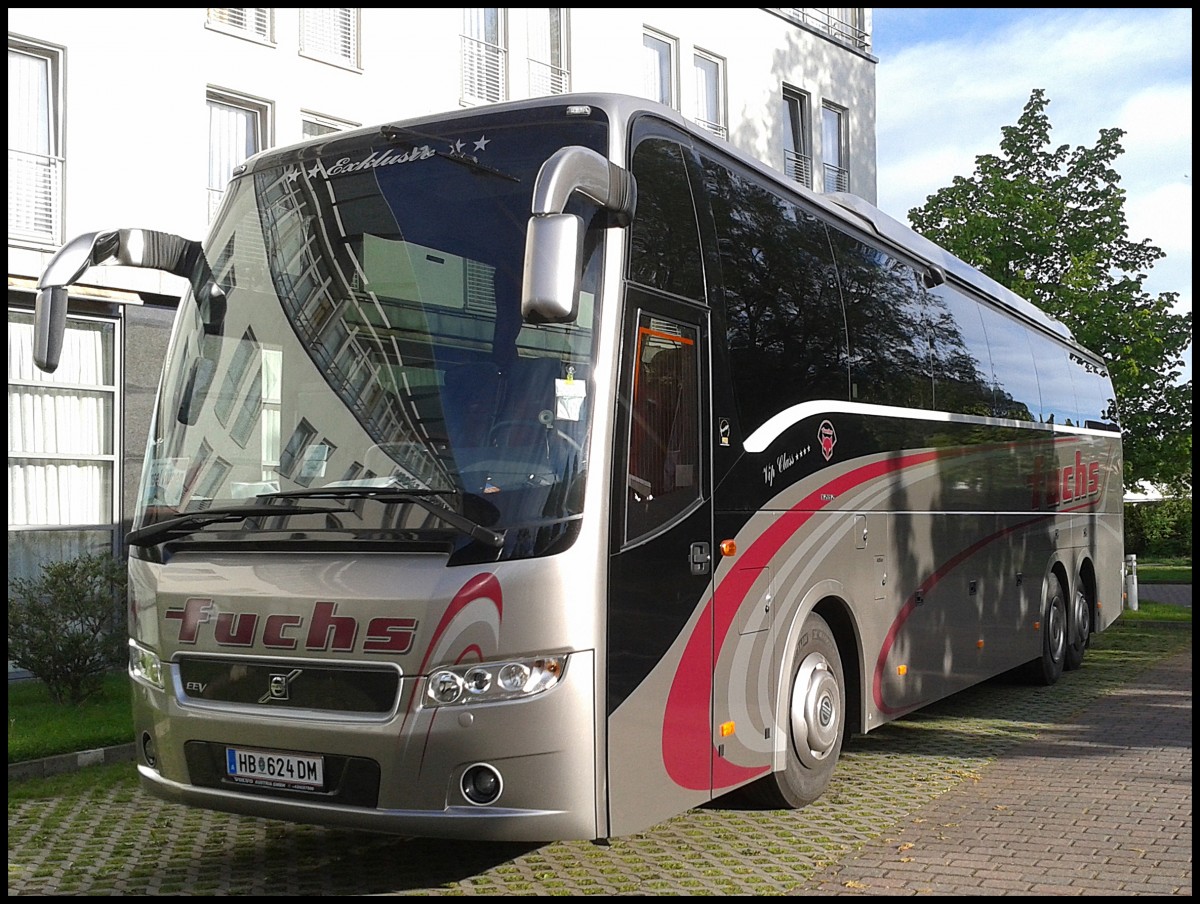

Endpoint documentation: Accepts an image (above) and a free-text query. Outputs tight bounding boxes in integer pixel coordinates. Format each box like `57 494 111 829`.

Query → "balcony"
771 8 868 51
461 35 507 105
694 117 728 140
8 149 62 245
823 162 849 193
785 149 813 189
527 59 570 97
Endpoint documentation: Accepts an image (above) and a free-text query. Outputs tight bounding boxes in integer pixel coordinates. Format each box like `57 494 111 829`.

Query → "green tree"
908 89 1192 493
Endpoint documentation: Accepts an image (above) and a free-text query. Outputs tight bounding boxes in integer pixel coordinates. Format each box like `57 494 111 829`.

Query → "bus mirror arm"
34 228 204 373
522 146 637 324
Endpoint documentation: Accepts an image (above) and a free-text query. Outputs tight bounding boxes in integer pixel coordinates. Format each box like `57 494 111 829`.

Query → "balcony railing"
823 162 849 193
527 59 570 96
8 149 62 244
694 117 728 140
772 8 868 51
785 149 813 189
208 187 226 224
461 35 507 104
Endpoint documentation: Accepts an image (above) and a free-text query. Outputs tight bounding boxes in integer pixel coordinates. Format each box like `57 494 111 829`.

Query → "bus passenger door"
606 291 714 835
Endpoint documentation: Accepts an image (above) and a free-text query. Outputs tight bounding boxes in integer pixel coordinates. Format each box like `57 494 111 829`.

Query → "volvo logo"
260 669 303 703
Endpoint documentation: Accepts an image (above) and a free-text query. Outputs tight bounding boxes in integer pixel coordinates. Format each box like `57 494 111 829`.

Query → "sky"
869 7 1192 384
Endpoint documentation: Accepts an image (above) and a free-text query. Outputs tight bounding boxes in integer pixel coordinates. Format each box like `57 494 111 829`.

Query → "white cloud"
873 8 1192 383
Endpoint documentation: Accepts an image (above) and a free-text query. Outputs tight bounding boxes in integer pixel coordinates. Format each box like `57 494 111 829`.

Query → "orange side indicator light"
719 721 735 737
1033 621 1041 631
977 640 985 649
719 539 737 557
896 664 907 676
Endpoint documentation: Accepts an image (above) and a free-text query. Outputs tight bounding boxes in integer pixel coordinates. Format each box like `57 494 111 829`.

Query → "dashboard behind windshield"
136 106 609 562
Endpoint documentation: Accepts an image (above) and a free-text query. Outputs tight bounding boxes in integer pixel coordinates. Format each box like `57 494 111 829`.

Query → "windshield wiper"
126 503 346 547
260 488 506 549
435 150 521 183
376 125 520 183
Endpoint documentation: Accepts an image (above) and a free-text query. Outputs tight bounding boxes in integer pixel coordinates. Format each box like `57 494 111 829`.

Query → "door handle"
690 542 711 576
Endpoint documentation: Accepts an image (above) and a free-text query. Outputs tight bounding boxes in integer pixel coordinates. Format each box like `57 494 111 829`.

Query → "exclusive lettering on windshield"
297 134 495 179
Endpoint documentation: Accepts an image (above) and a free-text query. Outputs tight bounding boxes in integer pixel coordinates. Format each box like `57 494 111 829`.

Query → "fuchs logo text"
165 600 417 654
1027 451 1102 509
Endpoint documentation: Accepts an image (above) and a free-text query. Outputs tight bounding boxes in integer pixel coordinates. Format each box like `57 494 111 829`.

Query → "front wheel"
740 612 845 809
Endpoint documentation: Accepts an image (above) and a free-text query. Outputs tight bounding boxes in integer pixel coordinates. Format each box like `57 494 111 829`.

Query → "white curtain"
8 316 113 526
208 99 257 192
8 48 51 155
642 35 671 106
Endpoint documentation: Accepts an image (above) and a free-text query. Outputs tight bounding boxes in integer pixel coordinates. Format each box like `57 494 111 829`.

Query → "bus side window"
626 316 700 543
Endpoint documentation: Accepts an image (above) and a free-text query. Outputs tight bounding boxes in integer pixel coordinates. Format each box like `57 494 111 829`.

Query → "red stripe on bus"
663 449 944 790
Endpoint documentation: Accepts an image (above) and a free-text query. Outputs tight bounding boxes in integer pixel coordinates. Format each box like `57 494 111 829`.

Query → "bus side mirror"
33 285 70 373
33 228 203 372
521 145 636 324
521 213 584 323
33 230 122 372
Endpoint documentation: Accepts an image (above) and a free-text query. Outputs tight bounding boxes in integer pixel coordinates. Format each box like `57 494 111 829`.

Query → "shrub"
1124 497 1192 559
8 552 129 705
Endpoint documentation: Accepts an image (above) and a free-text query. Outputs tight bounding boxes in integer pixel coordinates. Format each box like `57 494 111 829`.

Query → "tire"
741 612 845 809
1024 574 1067 686
1064 572 1091 671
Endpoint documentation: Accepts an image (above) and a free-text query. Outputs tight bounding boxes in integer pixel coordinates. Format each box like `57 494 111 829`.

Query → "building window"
527 8 569 96
207 90 270 222
302 111 357 139
206 8 273 44
693 50 725 138
462 8 507 105
642 29 677 108
822 102 848 193
8 38 63 246
8 309 118 581
782 86 812 188
299 8 360 69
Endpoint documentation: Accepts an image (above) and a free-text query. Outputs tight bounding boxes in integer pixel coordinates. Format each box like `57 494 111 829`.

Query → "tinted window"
1068 351 1120 429
976 303 1038 422
1026 328 1082 426
700 154 845 435
832 233 933 409
628 137 705 300
925 285 994 417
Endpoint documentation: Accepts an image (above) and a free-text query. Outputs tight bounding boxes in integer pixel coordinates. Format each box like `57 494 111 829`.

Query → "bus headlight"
425 655 566 707
129 640 165 691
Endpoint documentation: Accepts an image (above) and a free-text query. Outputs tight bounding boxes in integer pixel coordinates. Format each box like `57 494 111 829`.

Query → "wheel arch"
1074 555 1097 632
811 595 864 737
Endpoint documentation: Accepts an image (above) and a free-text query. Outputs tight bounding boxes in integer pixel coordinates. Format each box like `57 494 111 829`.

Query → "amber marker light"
896 664 907 676
977 640 985 649
719 721 735 737
720 539 737 557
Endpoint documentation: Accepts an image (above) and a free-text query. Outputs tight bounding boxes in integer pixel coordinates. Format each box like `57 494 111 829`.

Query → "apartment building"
7 8 876 590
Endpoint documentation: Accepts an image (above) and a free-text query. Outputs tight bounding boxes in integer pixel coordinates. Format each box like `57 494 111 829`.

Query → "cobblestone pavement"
8 617 1190 896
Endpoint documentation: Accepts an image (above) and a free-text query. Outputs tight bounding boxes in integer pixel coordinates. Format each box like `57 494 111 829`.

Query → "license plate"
225 746 324 791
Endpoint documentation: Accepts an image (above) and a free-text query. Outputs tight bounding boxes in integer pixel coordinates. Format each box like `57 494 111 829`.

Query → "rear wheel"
1024 574 1067 685
741 612 845 809
1064 573 1091 671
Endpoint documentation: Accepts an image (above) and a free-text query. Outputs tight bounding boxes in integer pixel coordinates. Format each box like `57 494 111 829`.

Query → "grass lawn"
1136 562 1192 584
8 671 133 764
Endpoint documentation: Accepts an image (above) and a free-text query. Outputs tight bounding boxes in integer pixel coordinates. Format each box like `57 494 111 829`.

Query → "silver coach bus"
34 94 1124 842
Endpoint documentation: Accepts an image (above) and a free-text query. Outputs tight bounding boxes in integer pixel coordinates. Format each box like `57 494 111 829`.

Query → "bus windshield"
134 107 609 561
